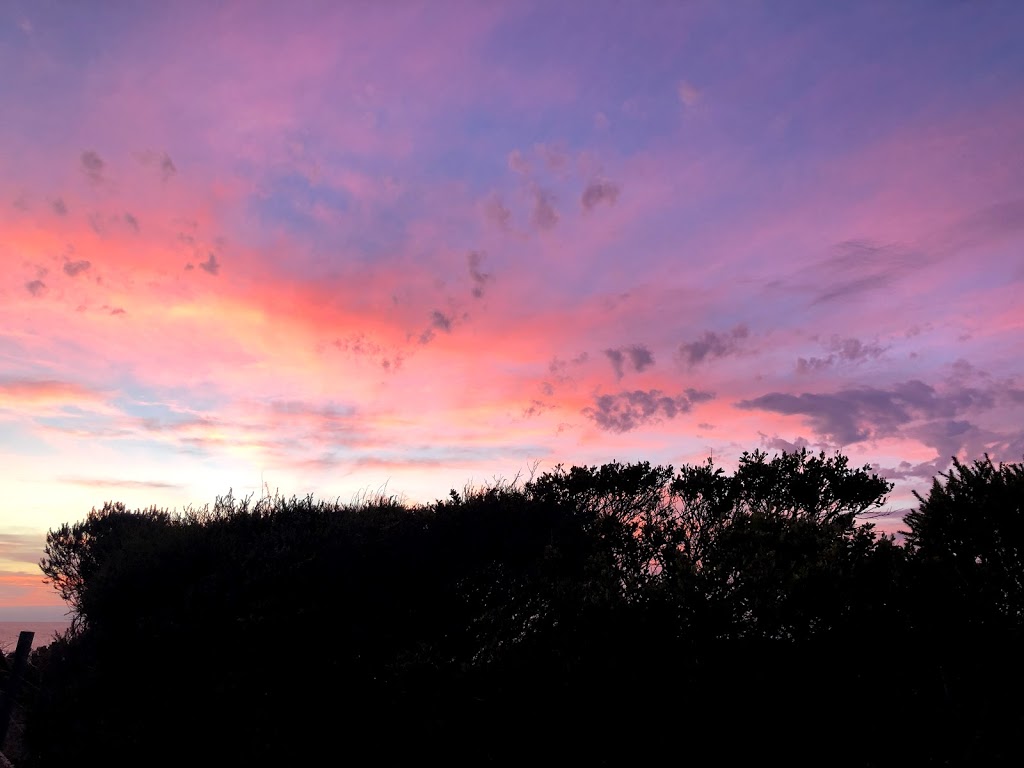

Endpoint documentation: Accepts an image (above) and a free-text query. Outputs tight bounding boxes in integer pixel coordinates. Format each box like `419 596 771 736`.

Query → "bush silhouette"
15 449 1024 767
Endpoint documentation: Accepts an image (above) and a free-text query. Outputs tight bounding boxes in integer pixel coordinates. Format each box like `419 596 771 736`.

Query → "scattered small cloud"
871 459 950 481
758 433 813 454
81 150 105 184
537 142 569 175
507 149 530 175
678 324 749 367
604 344 655 379
51 198 68 216
484 195 511 230
160 153 176 181
419 310 454 342
581 178 620 211
585 388 714 432
467 251 491 298
430 310 453 333
198 253 220 275
678 80 701 108
326 334 403 373
523 399 553 418
333 334 384 357
831 335 886 362
137 150 177 181
548 352 589 386
604 348 625 380
550 353 589 372
795 356 832 374
25 280 46 297
63 260 92 277
796 335 886 373
380 355 403 372
626 344 654 372
531 186 559 230
124 212 139 233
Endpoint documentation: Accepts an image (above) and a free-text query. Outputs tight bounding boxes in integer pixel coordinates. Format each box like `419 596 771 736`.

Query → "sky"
1 0 1023 620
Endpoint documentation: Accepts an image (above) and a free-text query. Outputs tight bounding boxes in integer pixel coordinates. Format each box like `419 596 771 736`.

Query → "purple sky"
2 0 1023 618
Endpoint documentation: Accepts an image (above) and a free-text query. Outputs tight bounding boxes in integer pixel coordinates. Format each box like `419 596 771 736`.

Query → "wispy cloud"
58 477 184 490
811 240 927 305
531 186 559 230
0 379 104 406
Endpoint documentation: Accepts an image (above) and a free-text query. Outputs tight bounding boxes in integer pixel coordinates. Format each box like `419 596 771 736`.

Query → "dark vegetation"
3 449 1022 766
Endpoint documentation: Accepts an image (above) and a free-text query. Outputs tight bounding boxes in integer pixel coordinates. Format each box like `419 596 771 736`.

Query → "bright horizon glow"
2 1 1024 621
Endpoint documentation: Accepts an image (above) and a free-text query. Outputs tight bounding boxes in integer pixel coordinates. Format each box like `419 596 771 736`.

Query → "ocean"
0 622 72 654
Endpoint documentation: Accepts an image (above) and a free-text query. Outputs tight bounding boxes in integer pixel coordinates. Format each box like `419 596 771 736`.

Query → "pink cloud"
0 379 104 406
0 573 69 610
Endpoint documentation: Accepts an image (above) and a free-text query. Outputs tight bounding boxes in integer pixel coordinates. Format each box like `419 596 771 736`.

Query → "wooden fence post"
0 631 35 751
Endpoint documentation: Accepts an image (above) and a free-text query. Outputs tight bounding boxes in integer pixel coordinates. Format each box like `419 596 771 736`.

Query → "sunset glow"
2 1 1023 616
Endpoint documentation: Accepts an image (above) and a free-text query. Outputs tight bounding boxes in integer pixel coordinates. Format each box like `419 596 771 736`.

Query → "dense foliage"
4 449 1022 766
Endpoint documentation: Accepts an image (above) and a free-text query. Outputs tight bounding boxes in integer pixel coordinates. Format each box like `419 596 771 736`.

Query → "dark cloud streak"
737 380 996 447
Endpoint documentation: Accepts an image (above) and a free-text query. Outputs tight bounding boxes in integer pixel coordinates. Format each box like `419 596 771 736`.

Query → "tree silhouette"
904 454 1024 626
899 455 1024 765
18 450 1024 767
